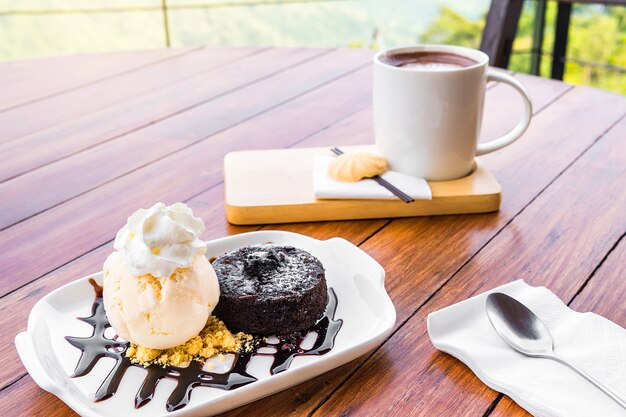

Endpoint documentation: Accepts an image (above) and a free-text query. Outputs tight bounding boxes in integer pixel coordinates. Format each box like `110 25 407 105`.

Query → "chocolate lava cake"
212 244 327 335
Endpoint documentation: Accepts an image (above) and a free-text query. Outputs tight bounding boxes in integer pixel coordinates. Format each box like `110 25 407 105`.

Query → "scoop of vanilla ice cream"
103 202 220 349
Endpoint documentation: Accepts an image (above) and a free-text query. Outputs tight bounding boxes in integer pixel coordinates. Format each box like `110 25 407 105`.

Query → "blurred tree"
419 6 483 48
566 6 625 87
421 4 625 94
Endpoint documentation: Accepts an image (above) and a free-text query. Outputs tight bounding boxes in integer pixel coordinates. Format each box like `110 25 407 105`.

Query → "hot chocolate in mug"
373 45 532 181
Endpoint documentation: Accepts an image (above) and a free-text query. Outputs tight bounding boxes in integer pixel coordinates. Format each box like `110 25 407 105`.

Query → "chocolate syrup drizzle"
65 278 342 412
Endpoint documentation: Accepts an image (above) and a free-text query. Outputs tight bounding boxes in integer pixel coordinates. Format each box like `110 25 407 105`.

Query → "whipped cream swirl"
114 202 206 278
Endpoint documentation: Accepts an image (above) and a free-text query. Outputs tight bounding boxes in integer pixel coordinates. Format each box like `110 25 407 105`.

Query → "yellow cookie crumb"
126 316 254 368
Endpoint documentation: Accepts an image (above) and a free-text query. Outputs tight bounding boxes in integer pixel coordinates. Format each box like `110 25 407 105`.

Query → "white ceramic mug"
373 45 532 181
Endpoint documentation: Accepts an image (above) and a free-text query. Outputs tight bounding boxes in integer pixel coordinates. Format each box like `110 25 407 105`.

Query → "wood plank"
0 375 72 417
0 54 117 88
0 48 321 183
0 73 572 413
0 67 546 187
488 233 626 417
0 66 539 295
0 66 514 186
0 71 538 399
356 88 626 326
569 236 626 327
198 76 578 417
0 68 612 415
309 114 626 416
0 49 390 394
0 67 383 390
217 85 625 416
0 48 372 230
484 72 570 141
172 77 552 417
0 47 262 145
0 58 374 297
0 49 192 112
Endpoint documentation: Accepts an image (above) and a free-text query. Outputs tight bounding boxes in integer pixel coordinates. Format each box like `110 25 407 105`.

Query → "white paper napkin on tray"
313 155 432 200
427 280 626 417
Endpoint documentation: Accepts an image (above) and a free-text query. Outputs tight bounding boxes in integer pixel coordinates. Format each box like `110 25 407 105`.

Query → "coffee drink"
374 45 532 180
379 51 478 71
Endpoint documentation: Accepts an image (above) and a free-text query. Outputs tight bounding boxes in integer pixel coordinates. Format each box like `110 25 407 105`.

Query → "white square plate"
16 231 396 417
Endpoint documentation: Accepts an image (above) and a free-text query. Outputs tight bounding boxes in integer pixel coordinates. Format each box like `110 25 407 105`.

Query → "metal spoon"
485 292 626 409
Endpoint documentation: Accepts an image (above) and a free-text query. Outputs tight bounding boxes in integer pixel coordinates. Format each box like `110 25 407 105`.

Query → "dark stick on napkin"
330 147 414 203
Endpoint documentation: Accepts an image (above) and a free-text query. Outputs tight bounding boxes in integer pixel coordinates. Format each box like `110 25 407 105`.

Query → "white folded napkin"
313 155 432 200
427 280 626 417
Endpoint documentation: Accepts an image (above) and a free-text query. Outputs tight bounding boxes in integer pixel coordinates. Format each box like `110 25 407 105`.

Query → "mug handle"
476 70 533 156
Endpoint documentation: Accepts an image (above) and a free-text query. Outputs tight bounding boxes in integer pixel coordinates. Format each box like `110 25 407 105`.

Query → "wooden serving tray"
224 145 501 225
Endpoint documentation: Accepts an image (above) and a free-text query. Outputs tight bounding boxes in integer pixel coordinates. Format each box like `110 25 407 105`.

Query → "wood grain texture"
483 72 571 142
0 47 262 143
0 50 378 393
568 235 626 327
0 54 119 89
220 83 624 416
0 53 76 74
0 47 270 182
115 78 558 417
0 49 624 417
0 48 367 229
0 52 385 391
0 62 522 295
0 58 380 409
0 375 73 417
489 217 626 417
0 48 330 183
310 112 626 417
211 76 582 416
0 49 191 113
0 61 375 297
0 69 576 412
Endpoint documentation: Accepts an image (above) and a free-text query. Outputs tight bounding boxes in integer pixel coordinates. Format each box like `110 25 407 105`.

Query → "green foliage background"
421 3 626 94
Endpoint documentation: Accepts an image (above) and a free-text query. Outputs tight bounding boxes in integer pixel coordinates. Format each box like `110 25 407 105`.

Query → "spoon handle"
549 353 626 409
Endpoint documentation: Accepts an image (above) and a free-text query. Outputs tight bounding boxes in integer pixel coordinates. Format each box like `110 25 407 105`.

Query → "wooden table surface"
1 47 624 417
